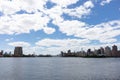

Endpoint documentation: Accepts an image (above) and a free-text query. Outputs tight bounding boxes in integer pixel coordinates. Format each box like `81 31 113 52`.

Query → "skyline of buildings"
61 45 120 57
0 45 120 57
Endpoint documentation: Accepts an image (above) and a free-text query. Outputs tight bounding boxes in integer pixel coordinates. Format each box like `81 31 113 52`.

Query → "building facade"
105 46 112 57
14 47 23 57
0 50 3 57
112 45 118 57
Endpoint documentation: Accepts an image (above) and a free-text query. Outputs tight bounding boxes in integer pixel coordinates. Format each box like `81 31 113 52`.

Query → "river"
0 57 120 80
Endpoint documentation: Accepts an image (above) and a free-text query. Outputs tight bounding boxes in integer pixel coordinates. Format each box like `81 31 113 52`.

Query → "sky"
0 0 120 55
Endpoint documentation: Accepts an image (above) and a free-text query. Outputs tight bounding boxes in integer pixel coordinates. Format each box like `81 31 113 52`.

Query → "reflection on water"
0 58 120 80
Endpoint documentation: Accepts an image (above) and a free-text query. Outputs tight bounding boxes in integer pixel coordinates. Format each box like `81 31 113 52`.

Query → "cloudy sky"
0 0 120 55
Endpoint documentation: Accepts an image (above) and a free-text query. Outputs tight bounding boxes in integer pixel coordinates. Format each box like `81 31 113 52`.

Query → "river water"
0 57 120 80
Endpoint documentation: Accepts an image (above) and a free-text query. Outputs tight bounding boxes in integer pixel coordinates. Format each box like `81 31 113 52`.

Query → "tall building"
97 49 101 56
14 47 23 57
112 45 118 57
105 46 112 57
87 49 91 56
0 50 3 57
100 47 105 56
100 47 105 53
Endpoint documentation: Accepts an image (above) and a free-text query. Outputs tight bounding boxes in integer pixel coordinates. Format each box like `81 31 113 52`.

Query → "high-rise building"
100 47 105 53
14 47 23 57
97 49 101 56
105 46 112 57
99 47 105 56
87 49 91 56
112 45 118 57
0 50 3 57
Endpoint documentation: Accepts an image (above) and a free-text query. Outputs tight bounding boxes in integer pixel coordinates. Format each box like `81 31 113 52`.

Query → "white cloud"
36 38 90 47
0 0 53 35
45 6 64 23
0 0 48 15
0 0 21 15
0 0 95 35
100 38 117 43
35 38 90 54
55 20 120 43
8 41 31 47
100 0 112 6
55 20 87 36
5 38 13 42
43 27 55 34
63 1 94 18
0 12 50 34
50 0 79 7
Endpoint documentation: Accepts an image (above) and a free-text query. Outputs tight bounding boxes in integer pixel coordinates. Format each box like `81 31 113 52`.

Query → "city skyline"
0 44 120 57
61 45 120 57
0 0 120 55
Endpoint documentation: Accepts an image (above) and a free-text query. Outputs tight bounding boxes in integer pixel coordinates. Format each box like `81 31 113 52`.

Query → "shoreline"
0 56 120 58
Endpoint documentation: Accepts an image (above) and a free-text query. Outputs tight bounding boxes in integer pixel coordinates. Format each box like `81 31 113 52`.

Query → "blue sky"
0 0 120 55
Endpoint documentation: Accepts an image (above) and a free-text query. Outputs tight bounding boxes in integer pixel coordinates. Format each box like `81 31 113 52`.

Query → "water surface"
0 57 120 80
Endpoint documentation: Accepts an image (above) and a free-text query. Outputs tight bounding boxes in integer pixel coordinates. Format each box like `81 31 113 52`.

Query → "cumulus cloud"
43 27 55 34
36 38 90 47
0 13 50 34
63 1 94 18
35 38 90 54
0 0 95 35
100 0 112 6
0 0 52 35
55 20 87 36
0 0 48 15
55 20 120 43
50 0 79 7
8 41 31 47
